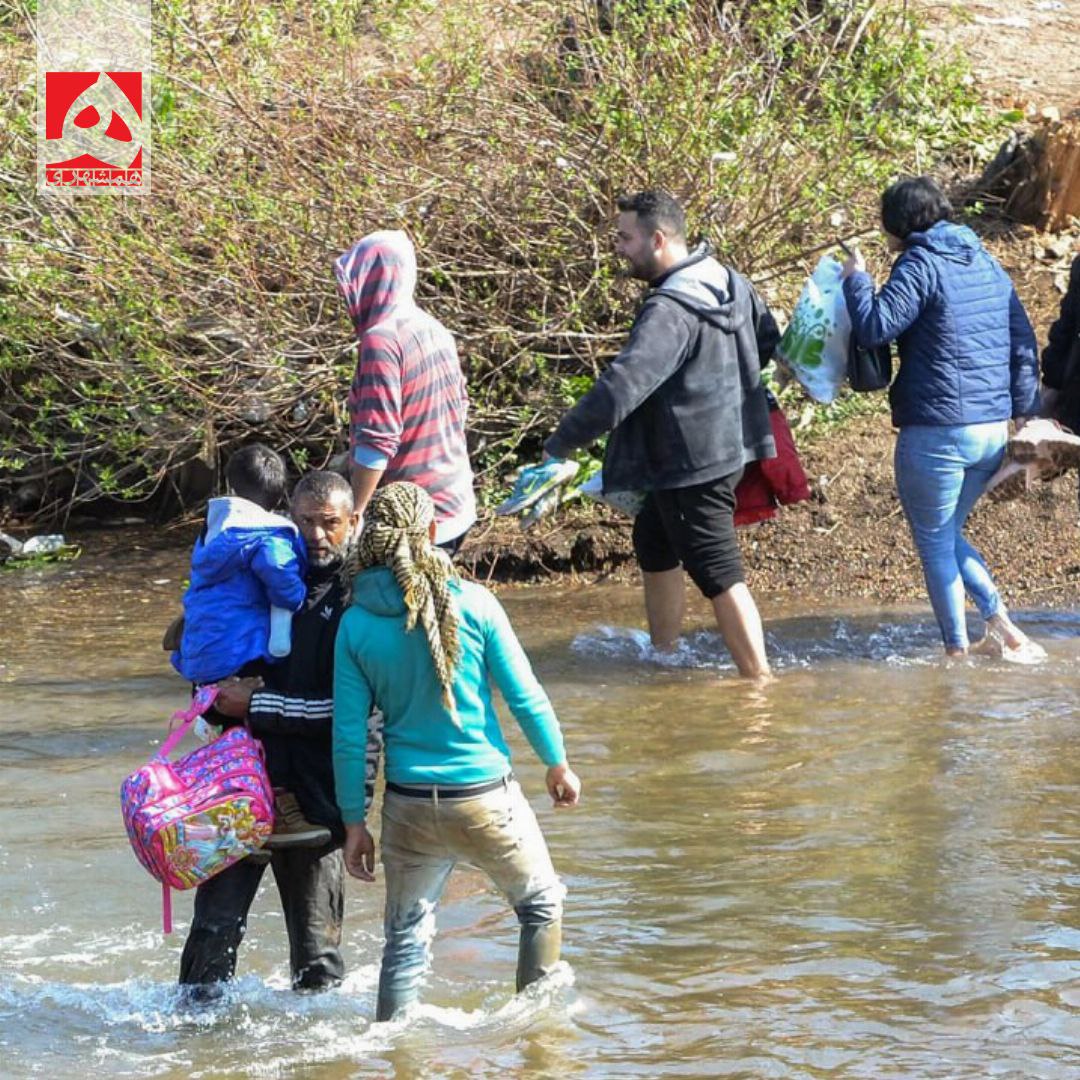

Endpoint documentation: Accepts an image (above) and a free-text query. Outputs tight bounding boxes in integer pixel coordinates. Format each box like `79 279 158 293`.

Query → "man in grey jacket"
544 190 776 677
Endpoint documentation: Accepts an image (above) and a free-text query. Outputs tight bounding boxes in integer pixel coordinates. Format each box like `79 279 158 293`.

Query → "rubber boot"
515 919 562 992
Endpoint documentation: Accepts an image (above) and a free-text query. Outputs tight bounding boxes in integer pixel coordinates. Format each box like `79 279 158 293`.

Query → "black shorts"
631 470 745 599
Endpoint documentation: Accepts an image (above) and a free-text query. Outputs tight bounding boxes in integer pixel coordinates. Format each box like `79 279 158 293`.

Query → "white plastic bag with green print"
776 255 850 404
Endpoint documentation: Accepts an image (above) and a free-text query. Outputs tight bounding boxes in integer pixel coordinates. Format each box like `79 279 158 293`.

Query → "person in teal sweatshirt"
332 482 581 1021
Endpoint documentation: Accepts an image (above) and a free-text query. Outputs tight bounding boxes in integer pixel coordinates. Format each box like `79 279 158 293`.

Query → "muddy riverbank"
456 410 1080 607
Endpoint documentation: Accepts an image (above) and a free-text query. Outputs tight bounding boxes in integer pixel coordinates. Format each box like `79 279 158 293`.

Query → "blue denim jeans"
895 421 1008 650
376 779 565 1021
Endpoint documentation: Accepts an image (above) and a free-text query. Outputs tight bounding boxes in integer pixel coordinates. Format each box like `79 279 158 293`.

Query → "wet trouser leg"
466 782 564 993
515 905 563 992
376 803 455 1021
179 856 266 986
376 781 565 1021
271 842 346 990
487 787 564 992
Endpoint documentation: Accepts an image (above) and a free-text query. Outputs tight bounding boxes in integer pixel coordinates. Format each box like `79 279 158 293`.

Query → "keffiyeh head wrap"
345 482 461 713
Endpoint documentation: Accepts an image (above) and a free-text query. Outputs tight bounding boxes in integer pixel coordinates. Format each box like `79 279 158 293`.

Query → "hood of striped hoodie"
333 230 418 337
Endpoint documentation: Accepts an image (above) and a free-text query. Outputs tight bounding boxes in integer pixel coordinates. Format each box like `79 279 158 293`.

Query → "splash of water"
571 609 1077 672
0 961 577 1078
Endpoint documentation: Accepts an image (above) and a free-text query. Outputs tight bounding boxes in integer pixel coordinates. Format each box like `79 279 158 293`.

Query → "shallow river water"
1 533 1078 1078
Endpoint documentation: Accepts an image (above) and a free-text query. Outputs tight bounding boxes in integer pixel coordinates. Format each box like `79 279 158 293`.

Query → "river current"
1 531 1078 1078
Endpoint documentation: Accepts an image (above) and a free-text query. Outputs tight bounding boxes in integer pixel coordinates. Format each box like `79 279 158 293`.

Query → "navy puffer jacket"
843 221 1038 427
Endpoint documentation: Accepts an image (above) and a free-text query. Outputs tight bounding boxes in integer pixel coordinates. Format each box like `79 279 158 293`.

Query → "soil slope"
459 3 1080 604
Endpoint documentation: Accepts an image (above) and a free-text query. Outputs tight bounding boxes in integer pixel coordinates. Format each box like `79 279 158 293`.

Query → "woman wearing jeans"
841 177 1043 659
332 482 580 1020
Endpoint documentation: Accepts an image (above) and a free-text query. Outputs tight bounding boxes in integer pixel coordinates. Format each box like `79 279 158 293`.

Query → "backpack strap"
158 685 220 934
157 685 220 760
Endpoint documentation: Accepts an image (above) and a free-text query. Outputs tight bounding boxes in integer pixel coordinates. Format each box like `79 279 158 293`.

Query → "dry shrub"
0 0 998 520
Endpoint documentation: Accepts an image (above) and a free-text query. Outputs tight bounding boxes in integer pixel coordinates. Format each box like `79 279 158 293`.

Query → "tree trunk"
981 120 1080 231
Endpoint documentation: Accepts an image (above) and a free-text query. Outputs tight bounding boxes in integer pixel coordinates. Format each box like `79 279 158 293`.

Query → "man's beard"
620 253 660 283
309 537 350 570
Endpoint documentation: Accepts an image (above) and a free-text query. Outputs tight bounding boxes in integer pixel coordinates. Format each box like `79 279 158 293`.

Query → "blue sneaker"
496 459 579 516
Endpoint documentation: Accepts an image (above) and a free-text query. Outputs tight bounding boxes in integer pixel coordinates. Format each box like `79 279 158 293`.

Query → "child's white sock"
268 605 293 658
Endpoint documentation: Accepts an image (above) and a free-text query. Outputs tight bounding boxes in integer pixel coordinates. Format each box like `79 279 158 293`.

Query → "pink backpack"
121 686 274 933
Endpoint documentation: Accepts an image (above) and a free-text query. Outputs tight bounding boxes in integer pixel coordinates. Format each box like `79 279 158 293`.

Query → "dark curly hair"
615 189 686 241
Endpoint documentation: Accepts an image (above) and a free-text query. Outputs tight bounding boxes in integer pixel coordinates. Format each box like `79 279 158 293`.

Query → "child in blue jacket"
172 444 307 684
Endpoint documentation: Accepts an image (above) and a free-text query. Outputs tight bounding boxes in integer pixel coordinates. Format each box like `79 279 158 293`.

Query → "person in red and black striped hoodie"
333 230 476 553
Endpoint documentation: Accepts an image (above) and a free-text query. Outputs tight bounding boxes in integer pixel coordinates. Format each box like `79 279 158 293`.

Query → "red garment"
734 406 810 526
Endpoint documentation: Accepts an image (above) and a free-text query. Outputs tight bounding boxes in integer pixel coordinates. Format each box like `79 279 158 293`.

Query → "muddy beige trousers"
376 777 565 1021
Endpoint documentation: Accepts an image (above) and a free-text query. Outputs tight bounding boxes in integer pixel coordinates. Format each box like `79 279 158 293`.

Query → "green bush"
0 0 1001 518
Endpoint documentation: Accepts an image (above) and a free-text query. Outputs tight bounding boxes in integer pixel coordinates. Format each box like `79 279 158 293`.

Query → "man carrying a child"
176 468 380 1001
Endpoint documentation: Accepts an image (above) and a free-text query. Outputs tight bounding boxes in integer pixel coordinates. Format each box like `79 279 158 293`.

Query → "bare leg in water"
643 569 685 651
712 583 770 679
643 570 770 678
